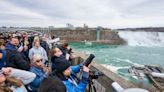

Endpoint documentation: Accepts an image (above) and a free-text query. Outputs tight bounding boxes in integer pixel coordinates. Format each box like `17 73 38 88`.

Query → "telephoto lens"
84 54 95 67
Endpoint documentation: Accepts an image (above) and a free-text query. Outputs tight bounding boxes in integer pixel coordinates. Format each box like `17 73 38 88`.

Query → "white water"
118 31 164 47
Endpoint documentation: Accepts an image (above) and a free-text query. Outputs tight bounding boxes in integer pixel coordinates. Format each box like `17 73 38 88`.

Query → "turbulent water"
70 31 164 82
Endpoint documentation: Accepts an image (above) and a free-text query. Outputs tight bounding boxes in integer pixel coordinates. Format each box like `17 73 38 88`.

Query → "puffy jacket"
63 65 89 92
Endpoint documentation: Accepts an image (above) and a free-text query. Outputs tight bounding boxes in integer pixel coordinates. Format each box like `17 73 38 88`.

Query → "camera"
89 70 104 79
68 48 73 54
84 54 95 67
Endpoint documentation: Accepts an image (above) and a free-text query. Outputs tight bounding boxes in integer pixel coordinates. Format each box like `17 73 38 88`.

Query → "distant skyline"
0 0 164 28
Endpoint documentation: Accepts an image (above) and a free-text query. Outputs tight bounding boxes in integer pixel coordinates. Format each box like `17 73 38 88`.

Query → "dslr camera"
83 54 104 79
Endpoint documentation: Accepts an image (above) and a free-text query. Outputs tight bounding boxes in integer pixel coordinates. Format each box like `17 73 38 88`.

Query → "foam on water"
114 58 141 66
101 64 129 73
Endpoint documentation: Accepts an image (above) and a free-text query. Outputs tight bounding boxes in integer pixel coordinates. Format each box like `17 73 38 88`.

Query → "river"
70 31 164 83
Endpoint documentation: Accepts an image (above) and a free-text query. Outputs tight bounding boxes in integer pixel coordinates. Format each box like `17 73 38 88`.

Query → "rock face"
50 28 126 45
51 28 96 41
99 30 126 44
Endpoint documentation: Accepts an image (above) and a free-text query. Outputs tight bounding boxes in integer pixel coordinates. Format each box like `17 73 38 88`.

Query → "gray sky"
0 0 164 28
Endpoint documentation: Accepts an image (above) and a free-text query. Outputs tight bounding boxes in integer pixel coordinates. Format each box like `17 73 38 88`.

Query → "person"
38 76 66 92
28 54 50 92
51 47 69 71
5 37 19 51
0 39 6 69
0 69 28 92
5 37 30 70
29 41 48 64
1 37 36 85
1 67 36 85
53 59 90 92
58 42 70 56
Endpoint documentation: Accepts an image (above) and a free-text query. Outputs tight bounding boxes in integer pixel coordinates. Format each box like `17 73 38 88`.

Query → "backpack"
6 49 30 70
6 49 17 67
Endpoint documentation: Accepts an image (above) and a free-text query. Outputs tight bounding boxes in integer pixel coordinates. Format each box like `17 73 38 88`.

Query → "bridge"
0 27 49 35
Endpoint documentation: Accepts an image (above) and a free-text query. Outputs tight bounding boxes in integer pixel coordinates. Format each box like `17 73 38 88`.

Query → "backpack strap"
6 49 17 64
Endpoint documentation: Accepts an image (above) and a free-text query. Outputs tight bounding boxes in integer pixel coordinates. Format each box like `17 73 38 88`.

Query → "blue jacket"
5 42 17 51
0 50 7 69
63 65 89 92
29 67 48 91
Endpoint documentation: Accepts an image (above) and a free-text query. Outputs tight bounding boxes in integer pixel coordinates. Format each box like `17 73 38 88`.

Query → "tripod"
88 78 97 92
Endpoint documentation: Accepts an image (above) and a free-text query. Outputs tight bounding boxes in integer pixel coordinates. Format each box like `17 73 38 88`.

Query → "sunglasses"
36 59 43 63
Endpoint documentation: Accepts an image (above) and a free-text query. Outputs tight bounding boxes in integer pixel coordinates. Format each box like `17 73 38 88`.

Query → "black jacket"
6 50 30 71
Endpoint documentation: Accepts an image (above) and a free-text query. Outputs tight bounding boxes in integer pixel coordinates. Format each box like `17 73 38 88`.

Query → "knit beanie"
55 60 71 73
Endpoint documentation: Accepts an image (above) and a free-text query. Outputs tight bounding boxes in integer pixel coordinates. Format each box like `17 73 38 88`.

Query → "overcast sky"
0 0 164 28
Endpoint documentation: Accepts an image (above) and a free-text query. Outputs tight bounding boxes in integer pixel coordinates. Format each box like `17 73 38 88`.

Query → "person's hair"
62 42 68 48
0 76 23 92
10 37 18 41
32 54 42 63
33 36 40 43
5 76 23 87
38 76 66 92
0 86 13 92
0 39 5 46
50 47 59 57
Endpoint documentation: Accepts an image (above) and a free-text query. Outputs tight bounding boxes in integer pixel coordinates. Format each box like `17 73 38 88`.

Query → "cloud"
0 0 164 28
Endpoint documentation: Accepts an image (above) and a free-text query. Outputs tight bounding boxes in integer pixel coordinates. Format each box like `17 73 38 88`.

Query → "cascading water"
118 31 164 47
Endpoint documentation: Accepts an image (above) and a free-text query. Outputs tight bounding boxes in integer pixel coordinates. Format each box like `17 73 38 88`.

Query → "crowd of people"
0 31 91 92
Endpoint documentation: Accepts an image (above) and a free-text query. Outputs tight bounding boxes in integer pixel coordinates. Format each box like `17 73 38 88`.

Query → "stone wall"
49 28 126 44
50 29 96 41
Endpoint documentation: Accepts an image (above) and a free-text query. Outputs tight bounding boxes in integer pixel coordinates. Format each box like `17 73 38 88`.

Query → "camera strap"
68 76 78 87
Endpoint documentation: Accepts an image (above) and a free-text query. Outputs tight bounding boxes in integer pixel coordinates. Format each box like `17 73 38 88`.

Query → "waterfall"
118 31 164 47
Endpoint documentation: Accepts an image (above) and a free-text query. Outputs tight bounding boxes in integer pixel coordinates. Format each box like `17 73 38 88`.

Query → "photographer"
53 60 90 92
51 48 95 92
58 42 73 61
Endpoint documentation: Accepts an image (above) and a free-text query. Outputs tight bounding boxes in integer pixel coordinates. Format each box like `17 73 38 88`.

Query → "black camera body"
89 70 104 79
68 48 73 54
82 54 104 79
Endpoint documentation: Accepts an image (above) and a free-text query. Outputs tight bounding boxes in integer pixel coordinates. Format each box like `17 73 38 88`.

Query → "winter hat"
55 60 71 73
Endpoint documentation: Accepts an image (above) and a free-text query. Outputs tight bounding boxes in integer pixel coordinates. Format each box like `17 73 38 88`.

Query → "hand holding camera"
80 54 95 67
83 66 89 73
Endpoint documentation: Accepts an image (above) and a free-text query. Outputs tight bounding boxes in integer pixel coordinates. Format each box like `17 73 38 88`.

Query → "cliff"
49 28 126 45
